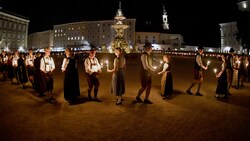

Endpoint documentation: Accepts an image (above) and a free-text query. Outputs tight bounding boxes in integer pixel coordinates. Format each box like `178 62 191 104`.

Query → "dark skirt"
64 68 80 101
17 66 28 84
7 64 14 79
163 72 173 96
111 69 125 96
64 58 80 101
216 70 228 94
34 68 46 93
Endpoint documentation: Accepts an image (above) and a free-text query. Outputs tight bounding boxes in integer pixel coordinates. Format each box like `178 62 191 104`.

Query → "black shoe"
163 95 170 100
144 99 153 104
136 96 143 103
116 98 124 101
116 101 122 105
88 96 93 101
222 95 228 99
186 90 193 95
38 93 45 97
93 98 101 102
195 92 203 96
50 97 56 101
49 97 56 104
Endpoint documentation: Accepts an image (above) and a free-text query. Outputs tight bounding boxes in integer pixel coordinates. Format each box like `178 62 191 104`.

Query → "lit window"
243 2 247 9
71 37 73 40
55 30 57 33
68 37 70 40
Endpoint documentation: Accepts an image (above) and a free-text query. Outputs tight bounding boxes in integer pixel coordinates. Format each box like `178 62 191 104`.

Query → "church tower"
162 4 169 30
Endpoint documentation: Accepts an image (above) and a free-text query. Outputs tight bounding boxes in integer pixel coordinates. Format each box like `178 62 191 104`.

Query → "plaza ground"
0 54 250 141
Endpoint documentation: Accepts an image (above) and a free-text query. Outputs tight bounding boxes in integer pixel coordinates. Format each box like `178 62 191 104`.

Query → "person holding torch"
135 42 156 104
84 44 102 102
186 46 208 96
215 54 228 98
107 47 126 105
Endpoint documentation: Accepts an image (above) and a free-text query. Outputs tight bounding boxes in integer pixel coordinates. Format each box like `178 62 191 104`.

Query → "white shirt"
84 57 101 74
25 55 35 67
1 55 8 63
12 55 19 67
40 56 55 73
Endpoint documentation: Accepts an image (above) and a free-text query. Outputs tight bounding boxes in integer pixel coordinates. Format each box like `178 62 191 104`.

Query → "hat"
143 42 153 48
89 43 97 51
197 46 204 50
229 48 235 53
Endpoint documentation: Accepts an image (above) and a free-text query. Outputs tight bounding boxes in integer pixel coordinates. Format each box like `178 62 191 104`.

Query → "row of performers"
0 45 173 105
0 48 57 102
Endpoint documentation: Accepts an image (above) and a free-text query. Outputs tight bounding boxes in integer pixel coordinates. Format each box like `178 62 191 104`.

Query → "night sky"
1 0 239 47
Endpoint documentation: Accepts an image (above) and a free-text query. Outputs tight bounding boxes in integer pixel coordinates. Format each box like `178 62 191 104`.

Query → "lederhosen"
42 57 53 91
194 53 203 80
86 58 100 88
26 55 35 76
140 52 152 88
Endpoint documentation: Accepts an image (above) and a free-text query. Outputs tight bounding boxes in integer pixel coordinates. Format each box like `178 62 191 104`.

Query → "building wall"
0 10 29 52
135 32 184 50
28 30 53 50
29 19 184 52
219 21 241 53
52 19 136 50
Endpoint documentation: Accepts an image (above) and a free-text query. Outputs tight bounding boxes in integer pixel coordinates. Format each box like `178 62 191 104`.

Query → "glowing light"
207 61 210 66
243 2 247 9
106 60 109 66
214 69 217 73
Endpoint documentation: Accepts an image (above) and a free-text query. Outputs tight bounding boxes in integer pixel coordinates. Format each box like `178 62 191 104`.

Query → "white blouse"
61 58 69 72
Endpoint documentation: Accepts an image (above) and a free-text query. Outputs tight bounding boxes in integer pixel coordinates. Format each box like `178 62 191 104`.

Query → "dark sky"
1 0 239 47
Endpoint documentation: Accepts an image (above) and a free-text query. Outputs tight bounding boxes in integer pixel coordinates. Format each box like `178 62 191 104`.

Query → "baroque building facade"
28 30 53 50
0 10 29 52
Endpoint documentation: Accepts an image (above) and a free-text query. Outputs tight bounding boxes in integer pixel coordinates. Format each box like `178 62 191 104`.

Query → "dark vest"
226 54 233 70
194 53 202 70
140 52 152 71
